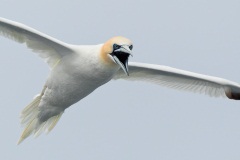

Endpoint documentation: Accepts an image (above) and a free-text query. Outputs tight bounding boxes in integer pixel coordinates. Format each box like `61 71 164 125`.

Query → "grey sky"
0 0 240 159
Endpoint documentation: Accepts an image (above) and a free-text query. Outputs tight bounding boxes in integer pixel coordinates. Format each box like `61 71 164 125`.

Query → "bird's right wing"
114 62 240 100
0 17 74 69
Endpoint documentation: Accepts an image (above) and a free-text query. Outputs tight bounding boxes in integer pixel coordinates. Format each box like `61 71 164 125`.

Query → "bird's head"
101 36 133 76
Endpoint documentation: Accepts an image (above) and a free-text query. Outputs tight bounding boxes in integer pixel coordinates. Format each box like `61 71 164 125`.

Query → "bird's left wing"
113 62 240 100
0 17 73 69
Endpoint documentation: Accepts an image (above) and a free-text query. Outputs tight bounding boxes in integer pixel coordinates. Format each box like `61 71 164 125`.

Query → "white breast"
41 45 119 111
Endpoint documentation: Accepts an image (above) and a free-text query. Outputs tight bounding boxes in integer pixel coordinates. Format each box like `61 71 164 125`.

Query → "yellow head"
101 36 133 75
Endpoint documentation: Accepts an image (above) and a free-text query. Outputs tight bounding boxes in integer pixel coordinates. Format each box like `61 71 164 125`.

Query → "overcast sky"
1 0 240 160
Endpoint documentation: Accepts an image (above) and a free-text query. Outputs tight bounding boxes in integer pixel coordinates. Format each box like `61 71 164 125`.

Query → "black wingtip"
225 90 240 100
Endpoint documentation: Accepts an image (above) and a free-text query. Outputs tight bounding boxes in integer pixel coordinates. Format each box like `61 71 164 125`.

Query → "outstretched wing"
114 62 240 100
0 17 73 69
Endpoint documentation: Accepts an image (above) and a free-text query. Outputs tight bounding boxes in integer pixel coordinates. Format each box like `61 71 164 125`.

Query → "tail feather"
33 121 47 138
21 95 41 115
17 119 38 145
47 112 63 132
17 94 63 145
33 113 63 138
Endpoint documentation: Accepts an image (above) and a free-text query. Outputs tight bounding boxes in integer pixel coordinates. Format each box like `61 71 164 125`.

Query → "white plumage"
0 17 239 144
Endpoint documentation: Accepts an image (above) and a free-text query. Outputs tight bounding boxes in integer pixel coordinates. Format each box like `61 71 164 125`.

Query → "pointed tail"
17 94 63 144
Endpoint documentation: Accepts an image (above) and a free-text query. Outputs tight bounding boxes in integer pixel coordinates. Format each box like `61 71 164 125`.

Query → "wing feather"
114 62 240 100
0 17 73 69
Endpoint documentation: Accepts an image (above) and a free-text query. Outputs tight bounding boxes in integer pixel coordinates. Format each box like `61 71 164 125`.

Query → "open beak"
110 46 132 76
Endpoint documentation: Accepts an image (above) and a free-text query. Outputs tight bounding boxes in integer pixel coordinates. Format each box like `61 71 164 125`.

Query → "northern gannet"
0 17 239 144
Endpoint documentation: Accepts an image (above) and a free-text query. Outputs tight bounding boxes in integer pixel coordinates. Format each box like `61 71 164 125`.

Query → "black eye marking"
129 45 133 50
113 44 121 50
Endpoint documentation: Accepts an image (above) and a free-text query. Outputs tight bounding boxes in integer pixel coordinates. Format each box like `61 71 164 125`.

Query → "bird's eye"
129 45 133 50
113 44 121 50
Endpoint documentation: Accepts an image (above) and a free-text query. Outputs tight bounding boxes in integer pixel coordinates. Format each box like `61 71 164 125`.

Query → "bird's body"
18 43 121 143
0 17 240 144
39 44 116 121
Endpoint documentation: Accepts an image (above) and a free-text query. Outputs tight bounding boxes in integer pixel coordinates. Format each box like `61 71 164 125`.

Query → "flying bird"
0 17 239 144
